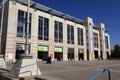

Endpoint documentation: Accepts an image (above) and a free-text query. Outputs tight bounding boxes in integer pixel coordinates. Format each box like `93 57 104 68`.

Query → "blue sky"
32 0 120 48
0 0 120 48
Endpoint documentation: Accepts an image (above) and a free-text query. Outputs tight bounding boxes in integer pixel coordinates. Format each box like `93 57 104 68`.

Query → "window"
67 25 74 44
105 36 109 49
0 12 1 32
77 28 84 45
54 21 63 42
17 10 32 38
38 16 49 40
93 33 98 48
16 43 30 58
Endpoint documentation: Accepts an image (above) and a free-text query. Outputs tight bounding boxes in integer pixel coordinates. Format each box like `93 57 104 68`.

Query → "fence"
89 68 111 80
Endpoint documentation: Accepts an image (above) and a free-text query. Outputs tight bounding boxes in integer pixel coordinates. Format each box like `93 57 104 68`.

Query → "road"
38 60 120 80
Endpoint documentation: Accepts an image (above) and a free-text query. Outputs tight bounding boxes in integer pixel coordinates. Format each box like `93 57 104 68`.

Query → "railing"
0 60 3 68
10 63 39 80
89 68 111 80
0 60 14 68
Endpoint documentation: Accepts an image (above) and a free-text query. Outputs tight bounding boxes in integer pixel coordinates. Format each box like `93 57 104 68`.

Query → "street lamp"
24 0 30 54
0 0 5 54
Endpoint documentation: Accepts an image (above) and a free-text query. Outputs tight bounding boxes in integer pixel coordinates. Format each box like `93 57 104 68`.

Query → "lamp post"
24 0 30 54
12 0 42 77
0 0 6 68
0 0 5 54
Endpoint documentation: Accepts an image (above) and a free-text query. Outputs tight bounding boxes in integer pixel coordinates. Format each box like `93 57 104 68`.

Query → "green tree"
111 44 120 58
114 44 120 58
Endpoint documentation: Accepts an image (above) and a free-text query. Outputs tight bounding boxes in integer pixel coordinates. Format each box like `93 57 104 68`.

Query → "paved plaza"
38 60 120 80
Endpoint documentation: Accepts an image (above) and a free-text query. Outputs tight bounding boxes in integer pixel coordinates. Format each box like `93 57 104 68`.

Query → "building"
0 0 111 62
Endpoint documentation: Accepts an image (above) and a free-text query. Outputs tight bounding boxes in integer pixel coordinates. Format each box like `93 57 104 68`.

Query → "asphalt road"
38 60 120 80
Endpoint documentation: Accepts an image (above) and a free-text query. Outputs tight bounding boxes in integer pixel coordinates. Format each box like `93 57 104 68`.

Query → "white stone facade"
0 0 111 62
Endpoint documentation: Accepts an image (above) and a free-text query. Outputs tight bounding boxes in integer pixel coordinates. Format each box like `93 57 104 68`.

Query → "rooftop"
0 0 108 32
14 0 86 25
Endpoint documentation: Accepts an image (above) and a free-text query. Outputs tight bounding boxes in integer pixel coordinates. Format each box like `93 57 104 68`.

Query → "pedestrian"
46 56 51 64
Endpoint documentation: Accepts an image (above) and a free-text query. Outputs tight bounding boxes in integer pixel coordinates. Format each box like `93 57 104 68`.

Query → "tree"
111 44 120 58
114 44 120 57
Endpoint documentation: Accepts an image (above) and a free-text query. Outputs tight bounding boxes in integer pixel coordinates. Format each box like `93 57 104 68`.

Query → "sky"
32 0 120 49
0 0 120 48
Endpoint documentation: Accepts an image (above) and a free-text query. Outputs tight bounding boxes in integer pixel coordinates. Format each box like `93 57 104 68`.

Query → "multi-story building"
0 0 111 62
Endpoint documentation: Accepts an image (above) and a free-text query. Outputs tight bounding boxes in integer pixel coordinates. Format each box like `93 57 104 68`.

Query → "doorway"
78 49 84 60
38 45 48 61
94 50 98 59
16 43 30 59
55 52 63 61
79 53 84 60
68 48 74 60
38 51 48 61
106 51 110 59
54 47 63 61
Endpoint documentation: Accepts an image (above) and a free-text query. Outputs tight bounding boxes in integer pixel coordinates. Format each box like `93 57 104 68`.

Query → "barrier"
0 60 3 68
89 68 111 80
10 63 39 80
0 55 6 68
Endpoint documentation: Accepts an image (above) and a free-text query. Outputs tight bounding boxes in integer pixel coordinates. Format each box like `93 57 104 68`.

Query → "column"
63 19 68 61
85 17 94 60
74 25 78 61
83 28 87 60
99 23 107 60
75 47 78 61
49 14 54 60
31 9 38 58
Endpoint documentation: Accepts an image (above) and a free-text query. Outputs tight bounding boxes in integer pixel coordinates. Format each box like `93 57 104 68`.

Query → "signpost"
0 0 6 68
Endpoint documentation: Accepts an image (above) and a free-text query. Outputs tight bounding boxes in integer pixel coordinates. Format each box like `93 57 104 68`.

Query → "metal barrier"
19 71 32 76
89 68 111 80
0 60 3 68
10 63 39 80
0 61 14 68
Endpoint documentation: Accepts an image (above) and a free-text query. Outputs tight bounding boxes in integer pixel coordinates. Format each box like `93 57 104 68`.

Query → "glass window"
44 18 49 40
105 36 109 49
54 21 63 42
78 28 84 45
59 22 63 42
16 43 30 59
0 12 1 29
71 26 74 44
67 25 74 44
93 33 98 48
38 16 43 40
38 16 49 40
54 21 58 42
17 10 32 38
81 29 83 45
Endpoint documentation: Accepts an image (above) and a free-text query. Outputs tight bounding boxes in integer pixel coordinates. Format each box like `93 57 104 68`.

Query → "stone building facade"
0 0 111 62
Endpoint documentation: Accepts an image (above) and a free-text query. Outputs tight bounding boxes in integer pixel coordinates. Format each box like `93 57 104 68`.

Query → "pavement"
38 60 120 80
0 60 120 80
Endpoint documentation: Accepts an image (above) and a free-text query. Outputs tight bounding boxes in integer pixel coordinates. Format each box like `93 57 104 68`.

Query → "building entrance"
55 52 63 61
94 50 98 59
38 45 48 61
106 51 110 59
16 43 30 59
79 53 84 60
54 47 63 61
68 48 74 60
78 49 84 60
38 51 48 61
